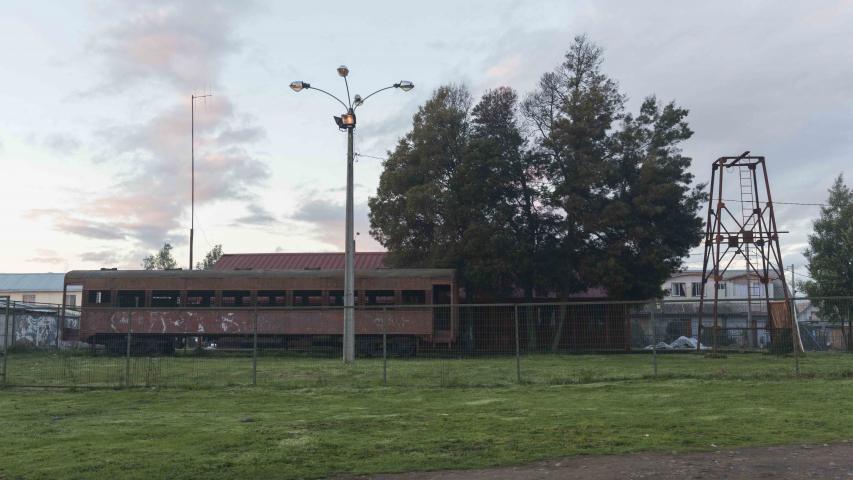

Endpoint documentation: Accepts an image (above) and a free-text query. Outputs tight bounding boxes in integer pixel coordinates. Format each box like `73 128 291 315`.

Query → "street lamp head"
337 65 349 77
353 94 363 107
334 110 356 130
290 81 310 92
395 80 414 92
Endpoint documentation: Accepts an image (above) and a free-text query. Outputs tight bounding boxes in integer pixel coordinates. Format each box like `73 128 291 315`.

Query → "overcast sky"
0 0 850 276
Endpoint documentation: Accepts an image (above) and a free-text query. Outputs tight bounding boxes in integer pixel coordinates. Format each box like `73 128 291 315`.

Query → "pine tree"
803 175 853 349
523 35 703 299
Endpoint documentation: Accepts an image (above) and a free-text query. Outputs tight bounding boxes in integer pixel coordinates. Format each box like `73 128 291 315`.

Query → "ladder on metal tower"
739 166 759 273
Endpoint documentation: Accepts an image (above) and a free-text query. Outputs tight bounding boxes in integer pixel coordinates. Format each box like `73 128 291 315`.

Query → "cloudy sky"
0 0 850 276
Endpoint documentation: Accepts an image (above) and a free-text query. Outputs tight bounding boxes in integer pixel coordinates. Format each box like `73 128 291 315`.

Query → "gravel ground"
346 441 853 479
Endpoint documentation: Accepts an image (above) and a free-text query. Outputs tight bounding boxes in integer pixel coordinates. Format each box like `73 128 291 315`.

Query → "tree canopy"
196 244 224 270
142 243 178 270
803 175 853 297
802 174 853 349
369 36 704 301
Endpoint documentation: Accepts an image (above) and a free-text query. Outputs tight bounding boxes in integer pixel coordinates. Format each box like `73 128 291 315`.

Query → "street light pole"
290 69 413 364
343 121 356 363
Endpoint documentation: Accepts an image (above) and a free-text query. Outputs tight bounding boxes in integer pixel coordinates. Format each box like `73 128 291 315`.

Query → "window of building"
327 290 344 307
401 290 426 305
117 290 145 308
670 282 686 297
87 290 112 305
718 282 727 292
187 290 215 307
750 282 762 296
22 294 35 303
691 282 703 297
366 290 396 306
65 294 77 307
151 290 181 308
221 290 252 307
293 290 322 307
257 290 286 307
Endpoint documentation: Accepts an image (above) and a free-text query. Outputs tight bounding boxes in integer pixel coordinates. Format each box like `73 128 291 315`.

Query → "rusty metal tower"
697 152 797 352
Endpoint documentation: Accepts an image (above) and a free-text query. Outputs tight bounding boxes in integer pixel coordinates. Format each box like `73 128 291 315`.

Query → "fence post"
382 306 388 386
1 296 9 388
791 296 799 376
252 305 258 386
55 305 61 350
10 305 16 350
125 310 132 388
650 300 658 377
382 333 387 385
514 305 521 384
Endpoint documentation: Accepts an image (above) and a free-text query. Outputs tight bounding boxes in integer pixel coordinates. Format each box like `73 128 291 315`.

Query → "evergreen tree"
369 86 551 301
522 35 625 296
591 97 705 299
196 244 223 270
142 243 178 270
523 35 703 299
369 85 471 270
371 36 703 302
803 175 853 349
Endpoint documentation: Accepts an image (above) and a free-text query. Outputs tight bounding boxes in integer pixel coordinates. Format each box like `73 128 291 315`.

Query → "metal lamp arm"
306 85 349 110
353 85 397 110
343 77 352 109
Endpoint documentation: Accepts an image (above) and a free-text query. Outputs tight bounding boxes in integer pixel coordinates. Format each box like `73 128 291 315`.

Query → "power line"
354 152 386 162
713 198 827 207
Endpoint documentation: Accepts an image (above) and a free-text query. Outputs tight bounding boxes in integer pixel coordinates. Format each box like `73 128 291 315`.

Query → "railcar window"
367 290 396 306
151 290 181 308
401 290 426 305
187 290 215 307
293 290 322 307
222 290 252 307
117 290 145 308
257 290 286 307
86 290 112 305
328 290 344 307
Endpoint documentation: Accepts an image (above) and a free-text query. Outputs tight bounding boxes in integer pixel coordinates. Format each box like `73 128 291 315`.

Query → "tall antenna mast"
190 93 213 270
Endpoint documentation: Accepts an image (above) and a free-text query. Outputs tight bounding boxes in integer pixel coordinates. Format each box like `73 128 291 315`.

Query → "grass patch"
1 378 853 479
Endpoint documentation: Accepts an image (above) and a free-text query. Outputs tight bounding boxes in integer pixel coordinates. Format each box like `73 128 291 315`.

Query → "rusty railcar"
63 269 457 354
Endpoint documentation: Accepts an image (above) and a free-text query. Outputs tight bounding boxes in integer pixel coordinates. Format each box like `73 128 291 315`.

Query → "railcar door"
432 285 451 338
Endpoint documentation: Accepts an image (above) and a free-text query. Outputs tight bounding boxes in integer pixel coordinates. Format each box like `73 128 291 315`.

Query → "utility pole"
190 93 212 270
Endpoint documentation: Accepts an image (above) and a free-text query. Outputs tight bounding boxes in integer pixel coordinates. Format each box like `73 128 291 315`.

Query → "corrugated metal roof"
212 252 388 271
0 273 81 292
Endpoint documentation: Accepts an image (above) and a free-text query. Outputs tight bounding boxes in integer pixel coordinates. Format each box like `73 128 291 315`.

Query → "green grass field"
4 350 853 388
2 378 853 479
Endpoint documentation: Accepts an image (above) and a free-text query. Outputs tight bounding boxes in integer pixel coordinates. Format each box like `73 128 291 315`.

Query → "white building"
653 269 787 348
663 269 782 301
0 273 82 307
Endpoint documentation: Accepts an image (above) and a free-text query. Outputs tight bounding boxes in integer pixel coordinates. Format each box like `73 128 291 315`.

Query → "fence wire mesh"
1 297 852 389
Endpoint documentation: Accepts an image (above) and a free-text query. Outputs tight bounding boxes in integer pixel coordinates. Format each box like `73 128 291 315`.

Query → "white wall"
665 274 773 299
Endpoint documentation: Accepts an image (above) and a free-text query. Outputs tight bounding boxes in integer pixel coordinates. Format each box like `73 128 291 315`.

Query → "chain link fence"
2 297 852 388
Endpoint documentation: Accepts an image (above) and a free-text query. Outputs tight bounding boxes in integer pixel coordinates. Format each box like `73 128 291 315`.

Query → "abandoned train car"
63 263 458 354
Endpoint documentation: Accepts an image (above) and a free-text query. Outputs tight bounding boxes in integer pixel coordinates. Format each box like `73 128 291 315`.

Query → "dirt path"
346 441 853 479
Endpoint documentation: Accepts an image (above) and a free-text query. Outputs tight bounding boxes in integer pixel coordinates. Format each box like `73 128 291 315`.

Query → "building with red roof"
212 252 388 271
